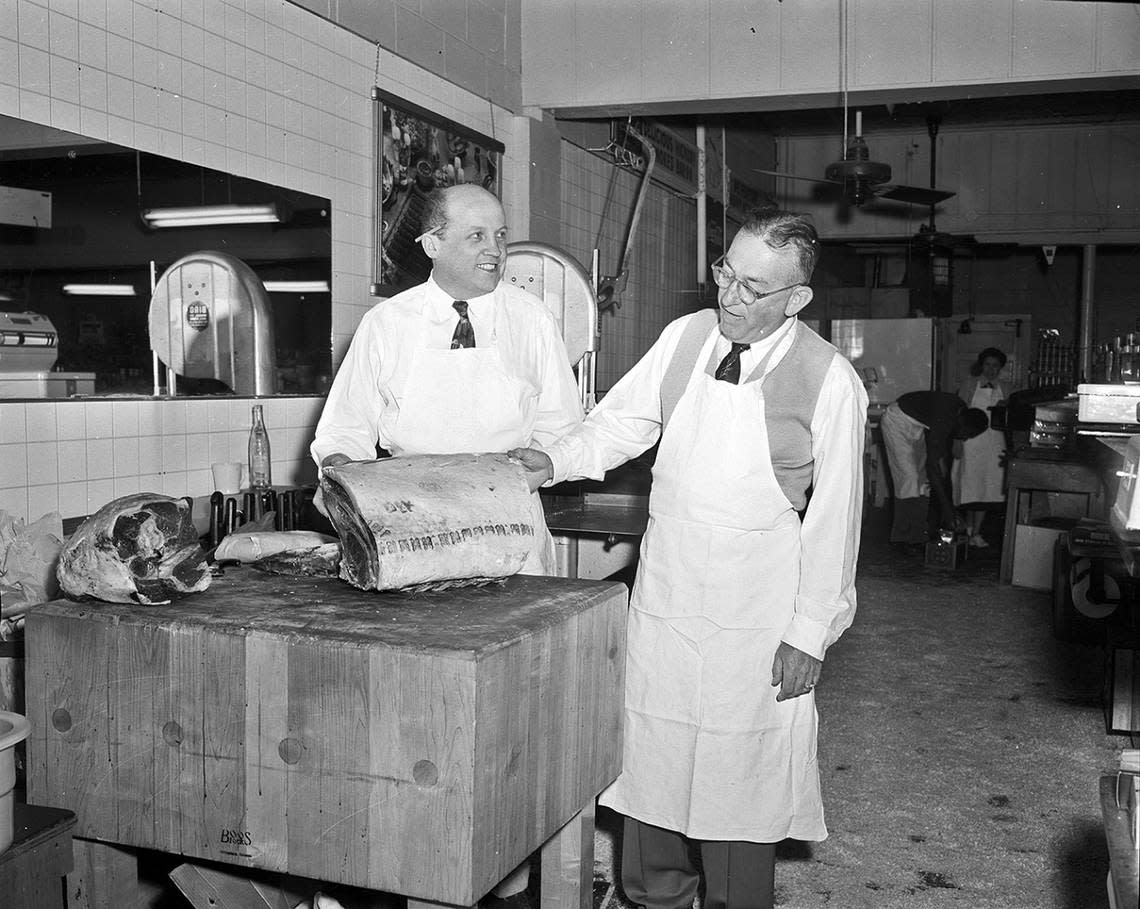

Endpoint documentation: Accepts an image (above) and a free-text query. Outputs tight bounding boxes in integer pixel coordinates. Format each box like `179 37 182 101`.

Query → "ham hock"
57 494 211 604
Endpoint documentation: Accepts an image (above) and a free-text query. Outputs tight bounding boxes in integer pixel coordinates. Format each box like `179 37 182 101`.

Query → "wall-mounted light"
140 203 280 228
62 283 137 296
261 280 330 293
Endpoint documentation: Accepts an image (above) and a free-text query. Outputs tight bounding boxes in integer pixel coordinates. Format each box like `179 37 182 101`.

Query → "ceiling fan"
756 110 956 208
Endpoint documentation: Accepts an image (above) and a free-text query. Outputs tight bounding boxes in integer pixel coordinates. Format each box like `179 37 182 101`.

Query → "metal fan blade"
753 169 841 188
873 184 956 205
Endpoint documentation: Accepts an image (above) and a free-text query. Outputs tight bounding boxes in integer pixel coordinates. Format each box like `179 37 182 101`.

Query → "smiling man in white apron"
510 210 867 909
311 184 583 907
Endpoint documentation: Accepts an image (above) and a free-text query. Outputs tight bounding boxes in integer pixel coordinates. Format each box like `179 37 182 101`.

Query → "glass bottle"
248 404 272 489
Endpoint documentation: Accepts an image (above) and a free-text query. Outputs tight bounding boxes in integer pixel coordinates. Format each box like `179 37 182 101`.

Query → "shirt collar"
720 314 797 358
424 275 496 322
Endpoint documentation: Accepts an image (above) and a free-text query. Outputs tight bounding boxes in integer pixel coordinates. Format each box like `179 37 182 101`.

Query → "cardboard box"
1011 524 1067 590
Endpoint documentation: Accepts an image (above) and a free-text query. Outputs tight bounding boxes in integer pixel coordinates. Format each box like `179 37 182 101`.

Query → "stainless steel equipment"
0 311 95 398
503 241 598 411
148 251 276 396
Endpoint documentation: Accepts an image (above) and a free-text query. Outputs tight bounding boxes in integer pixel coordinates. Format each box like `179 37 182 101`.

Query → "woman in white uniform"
952 348 1008 548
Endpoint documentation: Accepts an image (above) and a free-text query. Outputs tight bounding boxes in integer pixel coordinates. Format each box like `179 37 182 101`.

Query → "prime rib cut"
320 453 535 592
57 493 212 604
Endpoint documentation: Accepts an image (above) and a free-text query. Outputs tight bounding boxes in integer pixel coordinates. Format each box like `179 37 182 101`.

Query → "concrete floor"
591 507 1138 909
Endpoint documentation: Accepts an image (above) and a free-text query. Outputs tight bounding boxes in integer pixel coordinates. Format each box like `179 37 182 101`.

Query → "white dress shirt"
311 276 583 465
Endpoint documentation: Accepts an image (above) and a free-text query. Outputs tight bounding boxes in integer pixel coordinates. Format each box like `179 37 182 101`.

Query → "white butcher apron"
598 330 826 843
389 324 555 574
953 382 1004 505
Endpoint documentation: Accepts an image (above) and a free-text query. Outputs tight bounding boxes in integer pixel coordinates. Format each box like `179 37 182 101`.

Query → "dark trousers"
621 817 776 909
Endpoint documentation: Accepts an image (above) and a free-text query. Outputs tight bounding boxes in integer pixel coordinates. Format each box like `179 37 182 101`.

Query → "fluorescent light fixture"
262 280 330 293
62 283 137 296
140 203 279 228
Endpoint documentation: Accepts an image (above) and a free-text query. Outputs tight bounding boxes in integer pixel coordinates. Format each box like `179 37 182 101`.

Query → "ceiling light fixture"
140 203 280 228
261 280 330 293
62 283 137 296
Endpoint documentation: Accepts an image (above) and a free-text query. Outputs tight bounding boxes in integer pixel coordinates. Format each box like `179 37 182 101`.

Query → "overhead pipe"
1079 244 1096 383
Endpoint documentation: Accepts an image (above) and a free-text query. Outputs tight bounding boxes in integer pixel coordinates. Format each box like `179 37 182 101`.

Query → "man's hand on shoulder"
507 448 554 493
771 641 822 702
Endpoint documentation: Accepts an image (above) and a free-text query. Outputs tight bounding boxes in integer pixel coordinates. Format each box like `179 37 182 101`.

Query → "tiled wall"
0 0 527 524
0 396 323 522
559 141 700 391
290 0 523 111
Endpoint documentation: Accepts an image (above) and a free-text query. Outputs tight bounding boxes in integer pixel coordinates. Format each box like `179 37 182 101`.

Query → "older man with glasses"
510 208 868 909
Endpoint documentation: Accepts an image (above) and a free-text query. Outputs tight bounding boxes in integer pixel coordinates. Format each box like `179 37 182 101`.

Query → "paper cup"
211 461 244 495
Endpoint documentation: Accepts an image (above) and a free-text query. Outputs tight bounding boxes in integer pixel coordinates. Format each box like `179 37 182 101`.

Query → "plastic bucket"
0 711 30 853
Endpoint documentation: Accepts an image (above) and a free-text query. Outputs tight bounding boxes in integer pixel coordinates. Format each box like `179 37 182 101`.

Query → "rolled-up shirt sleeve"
781 356 868 660
544 317 692 483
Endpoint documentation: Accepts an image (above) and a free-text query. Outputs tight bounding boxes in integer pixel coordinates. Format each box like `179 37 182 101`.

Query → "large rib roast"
57 494 212 604
320 453 536 592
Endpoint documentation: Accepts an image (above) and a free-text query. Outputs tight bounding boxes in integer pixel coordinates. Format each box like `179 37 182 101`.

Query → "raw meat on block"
320 453 535 592
57 494 211 604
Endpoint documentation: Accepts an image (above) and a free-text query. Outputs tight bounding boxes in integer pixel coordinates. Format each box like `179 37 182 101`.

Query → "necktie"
451 301 475 349
715 342 750 384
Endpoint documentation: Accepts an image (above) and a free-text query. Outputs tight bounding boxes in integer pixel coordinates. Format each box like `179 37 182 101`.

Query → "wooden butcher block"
25 569 627 906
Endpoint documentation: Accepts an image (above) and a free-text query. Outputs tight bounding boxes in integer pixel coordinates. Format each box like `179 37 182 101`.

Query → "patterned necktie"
451 301 475 349
715 342 750 384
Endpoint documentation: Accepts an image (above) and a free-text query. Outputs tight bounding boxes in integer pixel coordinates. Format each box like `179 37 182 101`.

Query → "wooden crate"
25 571 627 906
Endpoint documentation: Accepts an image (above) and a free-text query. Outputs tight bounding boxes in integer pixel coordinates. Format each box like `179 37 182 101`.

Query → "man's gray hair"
738 208 820 281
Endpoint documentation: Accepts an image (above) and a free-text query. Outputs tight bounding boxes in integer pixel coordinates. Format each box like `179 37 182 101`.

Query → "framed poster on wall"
371 87 504 297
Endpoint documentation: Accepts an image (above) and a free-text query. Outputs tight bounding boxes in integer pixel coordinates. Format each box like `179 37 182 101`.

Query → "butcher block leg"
68 838 139 909
540 804 595 909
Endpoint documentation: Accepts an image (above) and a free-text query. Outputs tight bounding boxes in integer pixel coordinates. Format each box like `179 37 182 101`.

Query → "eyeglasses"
710 256 800 306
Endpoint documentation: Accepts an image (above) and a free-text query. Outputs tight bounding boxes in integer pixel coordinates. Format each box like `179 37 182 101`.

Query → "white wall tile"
1 404 27 444
58 439 87 482
56 401 86 439
83 400 111 439
113 475 142 497
0 442 28 487
161 400 187 435
58 482 86 518
18 1 49 51
86 437 113 478
186 426 210 467
26 484 58 520
139 435 164 475
112 435 140 477
163 433 188 471
25 402 56 442
48 9 78 59
86 478 115 512
25 442 58 485
77 0 105 29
